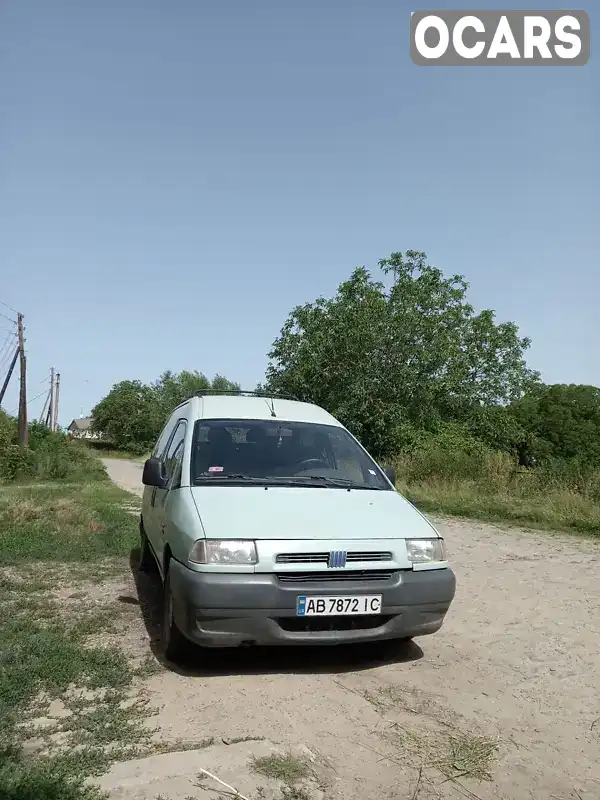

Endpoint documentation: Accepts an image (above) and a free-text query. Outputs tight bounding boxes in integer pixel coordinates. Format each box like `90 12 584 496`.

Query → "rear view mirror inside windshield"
266 427 292 437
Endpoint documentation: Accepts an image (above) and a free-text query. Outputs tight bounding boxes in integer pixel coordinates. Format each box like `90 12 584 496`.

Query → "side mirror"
142 457 168 488
384 466 396 487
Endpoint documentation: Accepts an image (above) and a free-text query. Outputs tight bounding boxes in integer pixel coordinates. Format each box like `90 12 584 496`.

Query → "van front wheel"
162 568 191 664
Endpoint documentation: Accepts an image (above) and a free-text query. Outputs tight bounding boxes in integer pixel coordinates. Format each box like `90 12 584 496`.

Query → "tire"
138 519 155 573
162 567 191 664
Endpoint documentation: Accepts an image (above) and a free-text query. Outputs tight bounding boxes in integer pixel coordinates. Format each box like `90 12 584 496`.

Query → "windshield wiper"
194 474 382 490
195 474 270 482
267 475 381 490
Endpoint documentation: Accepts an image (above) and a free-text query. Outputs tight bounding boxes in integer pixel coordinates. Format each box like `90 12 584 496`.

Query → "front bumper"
169 560 456 647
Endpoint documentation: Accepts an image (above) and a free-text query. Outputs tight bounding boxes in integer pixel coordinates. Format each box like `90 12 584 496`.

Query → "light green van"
140 391 456 662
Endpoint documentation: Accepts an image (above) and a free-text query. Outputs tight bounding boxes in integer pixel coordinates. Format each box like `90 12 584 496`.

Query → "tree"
265 250 538 457
511 384 600 465
91 371 241 453
91 380 162 453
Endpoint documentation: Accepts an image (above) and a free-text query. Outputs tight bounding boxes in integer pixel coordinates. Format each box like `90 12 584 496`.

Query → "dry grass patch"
0 481 138 564
359 683 501 794
251 753 312 785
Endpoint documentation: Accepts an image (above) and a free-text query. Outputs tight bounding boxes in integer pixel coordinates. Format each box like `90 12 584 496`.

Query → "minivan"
140 391 456 662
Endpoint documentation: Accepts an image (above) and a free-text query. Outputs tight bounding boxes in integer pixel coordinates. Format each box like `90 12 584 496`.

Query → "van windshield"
190 419 391 490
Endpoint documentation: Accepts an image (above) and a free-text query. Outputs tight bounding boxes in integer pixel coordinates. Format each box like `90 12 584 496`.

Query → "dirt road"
100 457 600 800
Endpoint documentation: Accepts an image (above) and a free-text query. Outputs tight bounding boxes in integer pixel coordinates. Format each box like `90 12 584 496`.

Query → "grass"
439 732 500 782
0 482 139 564
82 440 149 462
402 477 600 535
0 441 153 800
0 573 152 800
386 722 500 787
393 449 600 536
360 684 501 794
251 753 311 785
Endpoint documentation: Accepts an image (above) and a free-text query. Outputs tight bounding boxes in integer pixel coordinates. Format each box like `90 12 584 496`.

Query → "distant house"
67 417 100 439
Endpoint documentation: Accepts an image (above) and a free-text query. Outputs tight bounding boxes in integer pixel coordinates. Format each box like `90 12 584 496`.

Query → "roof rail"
195 389 300 401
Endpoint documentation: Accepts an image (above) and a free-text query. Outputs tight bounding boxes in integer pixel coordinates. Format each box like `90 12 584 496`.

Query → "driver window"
328 430 365 482
153 418 176 459
294 430 333 468
164 421 186 487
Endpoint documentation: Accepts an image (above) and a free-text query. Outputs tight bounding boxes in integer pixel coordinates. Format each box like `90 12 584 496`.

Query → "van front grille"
276 570 395 584
276 551 393 565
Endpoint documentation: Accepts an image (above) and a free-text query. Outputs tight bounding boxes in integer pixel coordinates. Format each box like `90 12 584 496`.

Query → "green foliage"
90 379 161 454
0 755 102 800
266 250 538 457
461 405 527 455
397 422 510 483
0 475 144 800
511 384 600 466
0 413 105 484
151 370 240 424
91 370 240 452
0 410 16 450
392 425 600 534
0 482 138 564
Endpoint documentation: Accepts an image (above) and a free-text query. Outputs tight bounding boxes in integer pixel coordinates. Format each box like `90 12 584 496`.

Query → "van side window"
153 419 176 459
164 421 186 488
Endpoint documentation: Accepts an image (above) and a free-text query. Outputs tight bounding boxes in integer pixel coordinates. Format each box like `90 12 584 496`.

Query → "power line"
0 329 16 350
0 299 19 316
0 338 17 367
0 310 17 325
0 347 19 406
0 346 13 368
9 388 48 416
0 343 17 373
0 331 17 365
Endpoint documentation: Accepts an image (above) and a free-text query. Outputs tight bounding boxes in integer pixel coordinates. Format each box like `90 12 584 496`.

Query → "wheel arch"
163 544 173 577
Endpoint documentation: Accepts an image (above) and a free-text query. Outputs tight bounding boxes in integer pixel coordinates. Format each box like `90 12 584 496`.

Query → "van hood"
189 485 438 541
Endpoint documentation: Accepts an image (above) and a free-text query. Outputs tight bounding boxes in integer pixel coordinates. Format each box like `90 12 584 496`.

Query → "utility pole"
39 386 51 424
47 367 55 430
0 346 19 406
17 312 27 449
53 372 61 431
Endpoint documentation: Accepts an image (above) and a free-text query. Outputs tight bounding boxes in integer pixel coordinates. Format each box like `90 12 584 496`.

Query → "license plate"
296 595 382 616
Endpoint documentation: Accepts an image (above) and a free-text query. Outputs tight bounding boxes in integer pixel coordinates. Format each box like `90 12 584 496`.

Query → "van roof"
193 394 343 427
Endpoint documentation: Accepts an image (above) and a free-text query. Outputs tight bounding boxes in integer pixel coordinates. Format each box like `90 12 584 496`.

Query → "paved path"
102 457 144 497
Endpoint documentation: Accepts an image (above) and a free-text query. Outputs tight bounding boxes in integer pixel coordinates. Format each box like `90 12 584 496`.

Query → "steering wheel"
296 458 330 471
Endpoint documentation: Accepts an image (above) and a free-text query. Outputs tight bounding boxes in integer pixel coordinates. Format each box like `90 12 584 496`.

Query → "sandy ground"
98 457 600 800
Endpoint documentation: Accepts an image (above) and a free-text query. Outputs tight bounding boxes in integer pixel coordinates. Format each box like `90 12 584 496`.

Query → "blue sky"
1 0 598 426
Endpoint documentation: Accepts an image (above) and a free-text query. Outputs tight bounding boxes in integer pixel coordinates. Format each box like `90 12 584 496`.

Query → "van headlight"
189 540 258 565
406 538 446 564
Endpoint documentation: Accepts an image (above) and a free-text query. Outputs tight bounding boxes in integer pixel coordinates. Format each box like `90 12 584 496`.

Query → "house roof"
69 417 92 431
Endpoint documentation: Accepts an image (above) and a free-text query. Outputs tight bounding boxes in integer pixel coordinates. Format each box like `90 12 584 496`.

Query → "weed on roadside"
382 720 501 795
0 561 149 799
437 732 500 782
0 482 138 565
251 753 312 785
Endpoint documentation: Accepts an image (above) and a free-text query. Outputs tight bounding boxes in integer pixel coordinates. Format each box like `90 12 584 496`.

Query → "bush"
395 422 516 486
525 458 600 502
392 424 600 534
0 415 105 484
